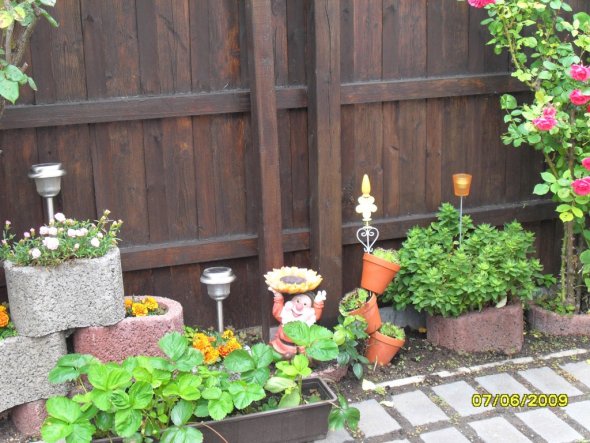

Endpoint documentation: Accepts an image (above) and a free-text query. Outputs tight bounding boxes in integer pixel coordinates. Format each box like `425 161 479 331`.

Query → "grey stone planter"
379 306 426 331
5 247 125 337
0 333 69 413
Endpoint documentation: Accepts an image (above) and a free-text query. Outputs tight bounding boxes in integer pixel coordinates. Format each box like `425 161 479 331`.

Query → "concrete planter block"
73 296 184 362
527 303 590 336
11 399 47 438
5 247 125 337
427 302 524 354
379 306 426 331
0 333 69 413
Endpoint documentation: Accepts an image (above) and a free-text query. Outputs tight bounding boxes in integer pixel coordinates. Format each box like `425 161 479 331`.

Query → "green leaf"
176 374 202 401
170 399 194 426
352 363 363 379
41 418 72 443
159 332 188 361
278 390 301 409
87 365 131 391
251 343 276 368
194 399 210 418
533 183 550 195
223 349 255 373
114 409 142 438
4 65 25 83
110 390 131 409
540 171 557 183
175 347 204 371
48 366 80 384
560 212 574 222
580 250 590 265
309 324 333 342
128 381 153 409
201 387 222 400
265 376 297 393
67 421 95 443
228 382 266 409
90 389 112 411
0 76 19 103
501 94 517 110
292 354 310 373
242 367 271 386
27 76 37 91
46 397 81 424
207 392 234 421
558 188 571 200
306 339 339 362
0 11 14 28
572 206 584 218
283 321 310 346
161 426 203 443
95 411 114 432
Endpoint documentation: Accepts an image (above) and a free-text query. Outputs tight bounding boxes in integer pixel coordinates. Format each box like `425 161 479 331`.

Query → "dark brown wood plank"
307 0 341 324
427 0 468 76
246 0 284 339
286 0 308 85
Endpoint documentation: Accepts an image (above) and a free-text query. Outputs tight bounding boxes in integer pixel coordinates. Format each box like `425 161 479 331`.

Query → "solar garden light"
355 174 379 253
28 163 66 223
200 266 236 333
452 173 472 246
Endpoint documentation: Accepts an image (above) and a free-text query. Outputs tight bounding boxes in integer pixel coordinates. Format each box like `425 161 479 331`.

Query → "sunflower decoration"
264 266 323 294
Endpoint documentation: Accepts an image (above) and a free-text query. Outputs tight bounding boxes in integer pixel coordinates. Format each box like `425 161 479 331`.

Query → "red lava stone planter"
365 331 405 366
346 293 382 334
361 253 400 295
527 303 590 336
73 296 184 362
426 302 524 355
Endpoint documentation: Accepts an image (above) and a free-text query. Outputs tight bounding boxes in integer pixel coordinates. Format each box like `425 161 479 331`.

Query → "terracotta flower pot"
360 253 401 295
365 330 405 366
346 293 382 334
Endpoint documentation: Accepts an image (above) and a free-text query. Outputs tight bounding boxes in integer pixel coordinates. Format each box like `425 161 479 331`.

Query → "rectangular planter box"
0 333 69 412
94 378 336 443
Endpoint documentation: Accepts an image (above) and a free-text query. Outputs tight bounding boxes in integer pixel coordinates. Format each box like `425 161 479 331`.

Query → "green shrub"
382 203 543 317
378 322 405 340
339 288 370 314
372 247 400 265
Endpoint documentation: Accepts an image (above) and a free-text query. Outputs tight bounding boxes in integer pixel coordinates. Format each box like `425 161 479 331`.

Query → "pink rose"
542 106 556 118
533 116 557 131
582 158 590 171
570 64 590 82
572 178 590 196
468 0 496 7
570 89 590 106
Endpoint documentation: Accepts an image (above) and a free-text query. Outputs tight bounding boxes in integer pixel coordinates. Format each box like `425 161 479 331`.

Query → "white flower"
97 232 104 239
43 237 60 251
48 227 58 236
67 229 77 238
90 237 100 247
23 232 30 238
39 226 49 235
54 213 66 222
74 243 79 250
30 248 41 259
4 220 10 226
80 228 89 236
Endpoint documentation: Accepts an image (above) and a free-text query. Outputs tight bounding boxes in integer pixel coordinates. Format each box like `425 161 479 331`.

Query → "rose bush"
465 0 590 313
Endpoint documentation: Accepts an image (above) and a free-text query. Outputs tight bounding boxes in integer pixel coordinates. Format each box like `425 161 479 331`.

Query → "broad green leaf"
0 11 14 28
580 250 590 265
207 392 234 421
223 349 255 372
46 397 81 424
0 76 18 103
114 409 142 438
175 347 204 371
128 381 153 409
12 6 26 21
161 426 203 443
194 399 210 418
276 361 299 377
90 389 112 412
110 390 131 409
292 354 310 373
95 411 113 432
540 171 557 183
306 339 339 362
41 418 72 443
283 321 310 346
265 376 297 393
159 332 188 361
170 399 194 426
48 366 80 384
66 421 95 443
242 367 270 385
278 390 301 408
251 343 275 368
572 206 584 218
560 212 574 222
176 374 202 401
228 381 266 409
533 183 550 196
201 387 222 400
309 324 333 342
501 94 517 110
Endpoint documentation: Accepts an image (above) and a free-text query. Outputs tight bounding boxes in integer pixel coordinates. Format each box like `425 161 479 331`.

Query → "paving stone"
560 361 590 389
475 372 530 396
420 427 471 443
352 399 401 438
432 380 492 416
314 428 353 443
564 400 590 432
469 417 531 443
382 440 410 443
515 409 582 443
518 367 583 396
391 390 448 426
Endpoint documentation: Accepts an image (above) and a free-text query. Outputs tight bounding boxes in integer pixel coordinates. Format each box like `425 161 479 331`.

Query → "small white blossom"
67 229 77 238
4 220 10 226
74 243 79 250
48 227 58 236
23 232 30 238
97 232 104 239
43 237 60 251
1 240 7 246
90 237 100 247
58 227 64 233
54 213 66 222
39 226 49 236
30 248 41 259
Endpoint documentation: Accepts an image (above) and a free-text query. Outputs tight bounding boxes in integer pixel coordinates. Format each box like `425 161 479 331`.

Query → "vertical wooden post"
245 0 284 341
308 0 342 325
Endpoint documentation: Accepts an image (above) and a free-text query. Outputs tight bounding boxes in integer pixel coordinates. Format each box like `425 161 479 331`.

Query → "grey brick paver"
564 400 590 432
420 427 471 443
560 361 590 389
391 390 448 426
475 372 531 395
314 428 353 443
432 380 492 416
515 409 582 443
469 417 531 443
518 367 583 396
352 399 401 438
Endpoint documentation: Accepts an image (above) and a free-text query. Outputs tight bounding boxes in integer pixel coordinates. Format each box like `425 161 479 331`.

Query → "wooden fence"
1 0 585 331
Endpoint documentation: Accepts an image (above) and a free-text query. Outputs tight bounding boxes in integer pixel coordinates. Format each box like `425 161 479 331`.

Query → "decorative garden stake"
200 267 236 333
355 174 379 253
452 173 472 245
28 163 66 223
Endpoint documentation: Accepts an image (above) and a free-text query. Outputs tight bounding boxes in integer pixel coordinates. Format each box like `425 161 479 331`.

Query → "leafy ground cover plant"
464 0 590 314
383 203 543 317
378 322 405 340
0 210 121 266
339 288 371 314
0 303 16 340
333 315 369 379
372 247 400 264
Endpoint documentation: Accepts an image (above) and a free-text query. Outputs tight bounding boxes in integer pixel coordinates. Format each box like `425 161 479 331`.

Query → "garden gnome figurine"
269 289 326 358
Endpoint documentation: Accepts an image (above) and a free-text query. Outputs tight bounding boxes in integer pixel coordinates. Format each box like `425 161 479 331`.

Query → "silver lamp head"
200 267 236 302
28 163 66 198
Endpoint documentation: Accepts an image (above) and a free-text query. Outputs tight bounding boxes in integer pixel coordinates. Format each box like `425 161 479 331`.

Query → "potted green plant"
364 322 405 366
383 203 543 354
361 247 401 295
339 287 381 334
0 211 125 337
464 0 590 335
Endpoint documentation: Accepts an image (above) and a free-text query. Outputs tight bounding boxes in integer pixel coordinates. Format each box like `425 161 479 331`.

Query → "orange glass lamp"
452 173 472 245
